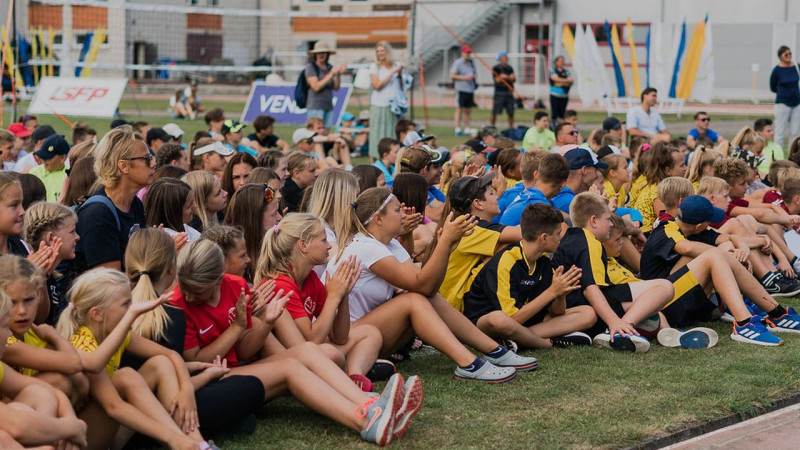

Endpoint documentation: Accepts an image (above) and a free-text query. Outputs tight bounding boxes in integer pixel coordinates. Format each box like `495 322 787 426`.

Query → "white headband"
363 194 395 225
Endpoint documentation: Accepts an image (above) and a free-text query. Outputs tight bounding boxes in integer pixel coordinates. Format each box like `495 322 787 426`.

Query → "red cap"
461 45 472 53
7 123 32 138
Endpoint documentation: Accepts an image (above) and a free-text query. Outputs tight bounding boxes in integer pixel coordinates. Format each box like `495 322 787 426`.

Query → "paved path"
665 403 800 449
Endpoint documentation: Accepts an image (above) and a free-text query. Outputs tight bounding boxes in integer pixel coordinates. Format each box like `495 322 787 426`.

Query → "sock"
458 357 486 373
768 305 787 318
761 271 778 284
485 345 508 358
736 318 751 327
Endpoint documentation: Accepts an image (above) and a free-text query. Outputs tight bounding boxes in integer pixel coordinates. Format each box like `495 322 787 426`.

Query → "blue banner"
240 83 352 125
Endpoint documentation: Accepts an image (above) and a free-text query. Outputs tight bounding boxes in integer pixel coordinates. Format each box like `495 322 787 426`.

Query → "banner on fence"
241 82 352 125
27 77 128 117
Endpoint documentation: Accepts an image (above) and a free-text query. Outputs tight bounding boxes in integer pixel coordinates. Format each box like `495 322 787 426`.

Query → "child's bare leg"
429 293 499 354
230 358 366 432
685 250 753 322
624 279 675 325
529 306 597 338
0 430 25 449
335 324 382 375
355 293 476 366
476 311 552 348
12 384 58 416
720 251 780 317
78 399 120 450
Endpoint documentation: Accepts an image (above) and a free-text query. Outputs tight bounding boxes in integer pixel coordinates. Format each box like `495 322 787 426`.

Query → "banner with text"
27 77 128 118
240 83 352 125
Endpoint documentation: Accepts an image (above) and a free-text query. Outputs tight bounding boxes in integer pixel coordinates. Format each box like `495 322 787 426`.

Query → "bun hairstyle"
125 228 176 341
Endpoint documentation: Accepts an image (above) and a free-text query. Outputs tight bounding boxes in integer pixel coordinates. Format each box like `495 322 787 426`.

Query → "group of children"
3 107 800 449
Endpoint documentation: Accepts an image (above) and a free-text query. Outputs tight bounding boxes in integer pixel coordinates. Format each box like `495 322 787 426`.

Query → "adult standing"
450 45 478 137
368 41 404 162
305 41 347 128
491 51 516 128
549 56 573 124
770 46 800 149
76 125 153 271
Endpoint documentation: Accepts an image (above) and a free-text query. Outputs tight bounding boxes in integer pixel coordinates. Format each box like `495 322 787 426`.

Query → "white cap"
193 140 234 157
163 123 185 139
292 128 317 145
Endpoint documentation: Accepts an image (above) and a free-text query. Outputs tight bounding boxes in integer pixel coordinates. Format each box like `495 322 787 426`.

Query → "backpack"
72 195 120 231
294 63 322 109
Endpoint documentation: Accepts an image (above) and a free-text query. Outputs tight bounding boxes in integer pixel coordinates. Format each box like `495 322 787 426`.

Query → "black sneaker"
775 274 800 297
761 272 782 296
366 359 397 382
551 332 592 348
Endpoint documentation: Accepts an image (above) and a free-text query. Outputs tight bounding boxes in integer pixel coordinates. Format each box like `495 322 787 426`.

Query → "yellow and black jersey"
463 243 552 324
5 329 48 377
606 257 641 284
440 219 506 312
640 220 720 280
552 227 611 308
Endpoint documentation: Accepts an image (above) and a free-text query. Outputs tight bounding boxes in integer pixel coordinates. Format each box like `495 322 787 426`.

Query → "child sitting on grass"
640 194 800 345
462 203 596 349
552 192 675 353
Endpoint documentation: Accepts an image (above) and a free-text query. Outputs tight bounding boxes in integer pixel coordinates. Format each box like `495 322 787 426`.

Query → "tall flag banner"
605 21 627 97
572 23 592 106
645 25 651 88
691 16 714 103
562 24 576 60
585 25 613 100
626 18 642 97
669 20 687 98
676 20 705 99
610 23 629 96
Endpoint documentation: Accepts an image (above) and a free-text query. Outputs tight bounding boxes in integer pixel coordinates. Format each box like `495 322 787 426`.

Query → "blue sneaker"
765 307 800 334
731 316 785 346
743 297 769 318
657 327 718 349
593 333 650 353
358 373 405 446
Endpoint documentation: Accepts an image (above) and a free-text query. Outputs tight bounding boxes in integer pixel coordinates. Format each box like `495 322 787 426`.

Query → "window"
565 23 650 46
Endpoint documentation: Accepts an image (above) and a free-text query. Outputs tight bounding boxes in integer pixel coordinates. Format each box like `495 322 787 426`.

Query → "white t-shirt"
313 222 337 280
163 224 202 242
326 232 410 322
626 106 666 136
15 152 38 173
369 63 401 107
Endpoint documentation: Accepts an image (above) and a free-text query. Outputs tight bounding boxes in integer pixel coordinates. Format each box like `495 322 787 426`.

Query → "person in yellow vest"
29 134 69 203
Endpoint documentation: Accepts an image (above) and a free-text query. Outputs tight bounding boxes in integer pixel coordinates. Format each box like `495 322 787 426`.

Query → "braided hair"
23 202 77 249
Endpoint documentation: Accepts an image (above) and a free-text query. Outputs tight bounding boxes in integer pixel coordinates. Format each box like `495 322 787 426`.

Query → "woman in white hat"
305 42 347 128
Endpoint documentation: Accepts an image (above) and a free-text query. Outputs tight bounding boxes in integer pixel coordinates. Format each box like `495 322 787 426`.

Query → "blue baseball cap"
341 112 355 121
677 195 725 225
497 50 508 60
35 134 70 160
563 147 608 170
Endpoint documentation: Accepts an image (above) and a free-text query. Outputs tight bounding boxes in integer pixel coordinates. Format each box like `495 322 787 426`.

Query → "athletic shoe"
483 349 538 371
765 306 800 333
350 373 374 392
775 274 800 297
453 359 517 384
551 331 592 348
593 333 650 353
454 127 462 136
761 272 782 296
392 375 423 440
366 359 397 382
657 327 718 349
730 316 785 346
744 297 769 318
358 373 405 446
719 309 735 323
792 256 800 276
497 338 519 353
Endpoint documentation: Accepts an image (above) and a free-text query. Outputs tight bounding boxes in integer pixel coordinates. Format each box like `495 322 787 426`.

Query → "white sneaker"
593 333 650 353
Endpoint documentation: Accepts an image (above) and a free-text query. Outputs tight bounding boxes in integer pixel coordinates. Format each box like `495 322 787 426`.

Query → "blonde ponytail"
125 228 176 341
254 213 324 285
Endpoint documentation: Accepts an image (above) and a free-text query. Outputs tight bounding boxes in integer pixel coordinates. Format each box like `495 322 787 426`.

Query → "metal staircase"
414 0 510 71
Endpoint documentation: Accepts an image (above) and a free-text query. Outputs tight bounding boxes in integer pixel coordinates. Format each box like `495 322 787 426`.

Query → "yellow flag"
562 24 575 60
677 21 706 99
1 26 23 87
626 18 641 98
82 28 106 77
30 28 39 84
610 24 630 96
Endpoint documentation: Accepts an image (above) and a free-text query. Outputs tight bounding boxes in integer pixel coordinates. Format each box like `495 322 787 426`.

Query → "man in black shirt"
491 51 516 128
248 115 290 153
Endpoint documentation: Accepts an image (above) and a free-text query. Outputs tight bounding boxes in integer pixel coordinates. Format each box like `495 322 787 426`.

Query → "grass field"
207 298 800 449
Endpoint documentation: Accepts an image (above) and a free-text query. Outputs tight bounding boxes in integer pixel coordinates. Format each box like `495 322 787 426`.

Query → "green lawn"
208 298 800 449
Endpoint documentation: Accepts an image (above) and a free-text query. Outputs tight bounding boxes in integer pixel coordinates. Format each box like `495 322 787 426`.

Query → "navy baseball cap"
564 147 608 170
678 195 725 225
602 117 622 131
35 134 70 160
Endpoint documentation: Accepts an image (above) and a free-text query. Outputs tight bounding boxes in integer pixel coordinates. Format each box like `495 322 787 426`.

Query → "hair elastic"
641 143 651 152
272 224 280 234
363 194 395 225
350 201 358 208
137 270 151 277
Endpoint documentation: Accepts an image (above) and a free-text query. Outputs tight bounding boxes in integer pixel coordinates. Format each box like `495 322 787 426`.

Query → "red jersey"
171 274 252 367
763 189 788 213
711 198 749 228
272 272 327 320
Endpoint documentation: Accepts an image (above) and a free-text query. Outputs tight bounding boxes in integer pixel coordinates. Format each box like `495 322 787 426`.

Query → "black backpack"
294 63 323 109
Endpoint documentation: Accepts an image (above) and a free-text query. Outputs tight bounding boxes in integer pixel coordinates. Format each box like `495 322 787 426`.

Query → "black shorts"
663 266 716 327
579 284 631 336
458 91 477 108
492 92 514 116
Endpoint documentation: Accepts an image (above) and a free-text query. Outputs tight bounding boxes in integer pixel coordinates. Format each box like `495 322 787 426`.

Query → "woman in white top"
368 41 404 162
328 188 538 383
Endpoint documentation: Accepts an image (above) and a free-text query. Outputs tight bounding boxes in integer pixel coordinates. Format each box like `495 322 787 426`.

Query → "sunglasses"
699 118 710 122
264 185 276 204
124 154 155 166
568 130 579 136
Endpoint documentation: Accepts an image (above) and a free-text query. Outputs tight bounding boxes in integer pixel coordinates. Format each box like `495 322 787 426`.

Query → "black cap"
464 139 487 153
146 128 170 146
448 173 496 214
35 134 70 160
221 119 246 135
31 124 56 143
602 117 622 131
110 119 131 129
